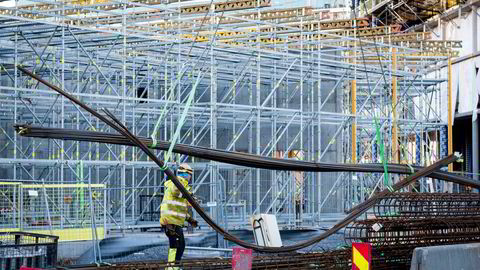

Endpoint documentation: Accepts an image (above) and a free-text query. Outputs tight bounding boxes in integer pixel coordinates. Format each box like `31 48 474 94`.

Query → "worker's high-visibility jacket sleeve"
160 176 192 226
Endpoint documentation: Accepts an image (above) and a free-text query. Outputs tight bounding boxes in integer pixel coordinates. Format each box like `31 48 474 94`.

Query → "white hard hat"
178 163 193 175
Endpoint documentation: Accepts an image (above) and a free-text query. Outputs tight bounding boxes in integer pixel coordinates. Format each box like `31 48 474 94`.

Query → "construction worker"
160 163 198 269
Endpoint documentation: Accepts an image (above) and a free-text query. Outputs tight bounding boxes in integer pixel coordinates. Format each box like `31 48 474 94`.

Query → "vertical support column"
255 9 261 215
440 17 446 41
473 6 478 53
60 19 66 232
131 61 136 221
255 56 261 215
473 112 479 182
415 133 423 191
316 35 322 221
351 75 357 205
448 58 453 172
13 0 18 196
121 6 127 234
248 74 253 215
351 80 357 163
392 48 398 163
473 7 479 184
298 15 304 226
272 62 277 216
210 38 218 223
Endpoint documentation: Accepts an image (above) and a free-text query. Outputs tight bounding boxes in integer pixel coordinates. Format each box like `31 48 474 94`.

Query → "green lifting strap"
374 117 391 191
164 73 202 164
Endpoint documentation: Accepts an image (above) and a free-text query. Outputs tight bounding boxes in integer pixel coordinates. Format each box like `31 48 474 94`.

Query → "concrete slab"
57 241 94 260
411 243 480 270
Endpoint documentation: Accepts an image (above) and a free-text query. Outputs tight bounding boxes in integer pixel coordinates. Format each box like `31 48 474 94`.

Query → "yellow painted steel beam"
380 32 432 42
0 182 22 185
405 51 460 57
68 7 313 28
398 40 462 49
91 17 389 42
143 17 368 33
64 0 111 5
204 7 313 24
392 48 398 163
215 25 405 46
181 0 271 14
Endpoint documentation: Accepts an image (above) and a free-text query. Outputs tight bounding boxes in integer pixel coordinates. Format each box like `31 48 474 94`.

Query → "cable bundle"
14 125 479 189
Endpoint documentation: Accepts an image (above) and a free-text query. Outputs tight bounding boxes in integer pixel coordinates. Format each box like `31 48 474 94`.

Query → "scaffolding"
356 0 465 28
0 182 105 241
0 0 461 245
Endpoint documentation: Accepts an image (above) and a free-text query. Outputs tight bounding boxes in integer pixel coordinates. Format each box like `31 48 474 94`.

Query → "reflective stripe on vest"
163 200 188 208
161 210 187 218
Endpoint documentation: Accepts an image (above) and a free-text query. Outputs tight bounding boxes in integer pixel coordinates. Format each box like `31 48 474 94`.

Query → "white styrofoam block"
372 223 383 232
251 214 283 247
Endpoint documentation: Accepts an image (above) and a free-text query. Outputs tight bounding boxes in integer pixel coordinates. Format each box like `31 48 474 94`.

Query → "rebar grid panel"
0 231 58 268
373 192 480 219
345 217 480 246
0 0 459 241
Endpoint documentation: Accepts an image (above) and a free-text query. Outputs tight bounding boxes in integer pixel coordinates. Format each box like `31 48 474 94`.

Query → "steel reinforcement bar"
345 217 480 246
373 192 480 219
14 125 478 190
61 246 417 269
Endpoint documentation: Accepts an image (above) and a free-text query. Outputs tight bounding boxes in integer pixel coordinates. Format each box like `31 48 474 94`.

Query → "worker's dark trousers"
165 225 185 262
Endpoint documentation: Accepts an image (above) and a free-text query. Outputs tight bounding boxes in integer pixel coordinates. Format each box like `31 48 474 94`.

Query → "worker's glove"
187 217 198 228
164 224 178 237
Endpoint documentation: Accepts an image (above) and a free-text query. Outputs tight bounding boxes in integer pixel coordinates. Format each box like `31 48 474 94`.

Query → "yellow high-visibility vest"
160 176 192 226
